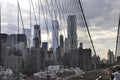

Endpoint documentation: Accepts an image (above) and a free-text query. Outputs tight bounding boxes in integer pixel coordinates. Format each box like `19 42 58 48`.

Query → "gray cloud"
82 0 120 28
2 23 18 34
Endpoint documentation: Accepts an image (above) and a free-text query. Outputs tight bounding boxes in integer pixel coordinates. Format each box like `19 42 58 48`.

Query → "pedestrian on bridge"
106 67 114 80
112 65 120 80
106 65 120 80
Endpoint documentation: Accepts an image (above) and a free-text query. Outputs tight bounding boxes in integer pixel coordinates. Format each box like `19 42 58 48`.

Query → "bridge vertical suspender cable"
57 0 67 38
30 0 38 25
39 0 52 45
29 0 32 48
17 0 19 35
50 0 60 47
46 0 61 63
50 0 57 20
58 0 68 38
78 0 97 55
50 0 66 46
17 1 25 34
38 0 41 26
44 0 52 45
60 0 68 37
17 0 20 79
30 0 40 47
17 0 27 35
38 0 41 47
17 1 28 79
77 0 92 49
75 0 85 47
62 0 70 37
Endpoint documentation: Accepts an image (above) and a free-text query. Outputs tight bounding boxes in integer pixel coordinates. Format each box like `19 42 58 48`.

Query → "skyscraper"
107 49 115 64
17 34 26 43
33 25 41 48
52 20 59 53
65 38 69 52
67 15 77 51
42 42 48 50
60 35 64 48
24 29 31 48
60 35 64 55
8 34 18 48
31 48 47 72
0 34 8 65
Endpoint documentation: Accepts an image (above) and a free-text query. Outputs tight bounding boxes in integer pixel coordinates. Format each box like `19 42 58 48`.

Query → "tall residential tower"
52 20 59 53
67 15 77 51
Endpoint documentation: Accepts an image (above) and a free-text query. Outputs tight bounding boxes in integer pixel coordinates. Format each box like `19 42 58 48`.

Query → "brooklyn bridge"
0 0 120 80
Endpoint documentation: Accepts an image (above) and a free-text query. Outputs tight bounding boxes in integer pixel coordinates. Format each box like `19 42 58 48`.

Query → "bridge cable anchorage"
78 0 97 55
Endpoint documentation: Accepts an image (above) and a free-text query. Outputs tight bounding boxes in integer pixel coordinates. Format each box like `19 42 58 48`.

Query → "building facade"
67 15 77 51
33 25 41 48
24 28 31 48
42 42 48 50
107 49 115 64
60 35 64 56
31 48 47 72
52 20 59 53
63 43 92 71
0 34 9 65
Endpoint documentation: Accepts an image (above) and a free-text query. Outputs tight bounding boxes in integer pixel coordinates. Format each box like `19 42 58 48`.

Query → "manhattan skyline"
1 0 120 59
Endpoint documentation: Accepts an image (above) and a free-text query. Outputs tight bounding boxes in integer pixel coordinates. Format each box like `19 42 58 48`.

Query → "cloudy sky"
1 0 120 59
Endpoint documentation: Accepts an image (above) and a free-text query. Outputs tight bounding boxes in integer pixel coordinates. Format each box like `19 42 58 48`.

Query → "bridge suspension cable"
78 0 97 55
115 15 120 60
39 0 52 46
30 0 38 24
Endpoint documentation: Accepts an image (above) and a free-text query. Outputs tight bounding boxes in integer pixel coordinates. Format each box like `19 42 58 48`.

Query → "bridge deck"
62 70 110 80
